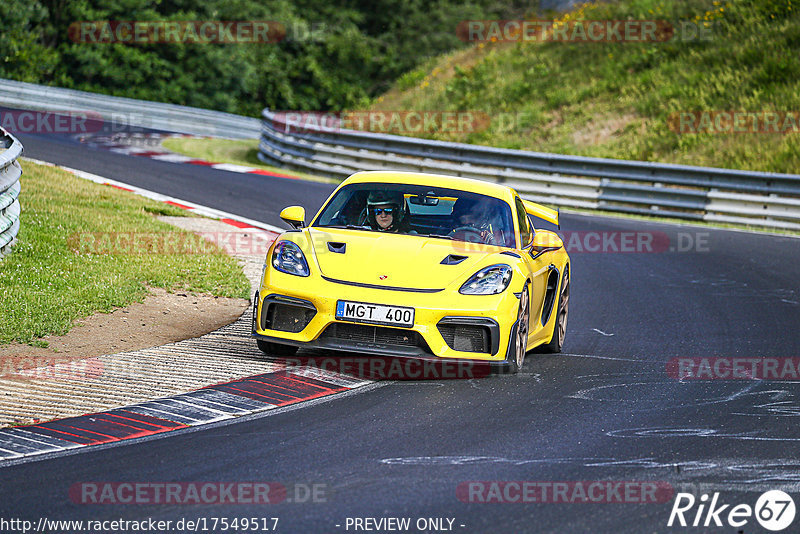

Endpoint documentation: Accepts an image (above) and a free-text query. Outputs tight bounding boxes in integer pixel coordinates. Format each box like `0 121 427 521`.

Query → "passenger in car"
450 197 502 244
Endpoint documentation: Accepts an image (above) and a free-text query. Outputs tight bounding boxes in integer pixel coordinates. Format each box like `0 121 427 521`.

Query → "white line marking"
150 154 194 163
211 163 257 173
591 328 614 336
561 353 637 362
22 157 286 234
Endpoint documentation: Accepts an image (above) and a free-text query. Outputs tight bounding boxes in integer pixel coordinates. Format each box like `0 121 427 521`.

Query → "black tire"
253 294 299 356
540 265 569 354
251 293 260 334
256 339 299 356
505 282 530 374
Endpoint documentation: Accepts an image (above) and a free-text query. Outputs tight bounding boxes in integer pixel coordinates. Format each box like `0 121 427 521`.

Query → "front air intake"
438 324 491 353
260 295 316 333
437 317 499 354
321 323 430 351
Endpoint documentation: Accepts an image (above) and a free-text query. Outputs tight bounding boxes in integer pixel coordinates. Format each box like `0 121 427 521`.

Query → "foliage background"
0 0 527 116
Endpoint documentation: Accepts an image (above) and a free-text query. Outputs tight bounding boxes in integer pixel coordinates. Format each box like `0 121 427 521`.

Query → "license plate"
336 300 415 328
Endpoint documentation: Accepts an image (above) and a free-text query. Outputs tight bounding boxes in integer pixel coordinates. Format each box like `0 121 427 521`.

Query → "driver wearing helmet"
366 190 408 233
450 197 499 244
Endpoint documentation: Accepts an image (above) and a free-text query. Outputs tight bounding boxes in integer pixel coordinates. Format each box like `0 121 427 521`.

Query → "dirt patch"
0 287 249 370
373 42 514 110
572 113 638 147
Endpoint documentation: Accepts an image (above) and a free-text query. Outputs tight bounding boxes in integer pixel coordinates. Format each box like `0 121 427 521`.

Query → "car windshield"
312 182 516 248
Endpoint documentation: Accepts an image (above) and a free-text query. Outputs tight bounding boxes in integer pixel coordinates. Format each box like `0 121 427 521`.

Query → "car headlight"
459 264 513 295
271 240 310 277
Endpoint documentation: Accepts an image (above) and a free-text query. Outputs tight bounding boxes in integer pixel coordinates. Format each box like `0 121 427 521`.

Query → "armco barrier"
0 78 260 139
0 127 22 258
259 109 800 231
1 77 797 230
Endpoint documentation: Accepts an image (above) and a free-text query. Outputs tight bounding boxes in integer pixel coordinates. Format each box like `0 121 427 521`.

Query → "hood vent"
440 254 468 265
327 242 346 254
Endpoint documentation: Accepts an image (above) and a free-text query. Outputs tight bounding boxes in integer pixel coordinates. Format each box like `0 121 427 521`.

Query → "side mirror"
280 206 306 229
530 231 563 259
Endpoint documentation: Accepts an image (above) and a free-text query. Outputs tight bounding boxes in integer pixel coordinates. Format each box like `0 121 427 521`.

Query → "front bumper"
252 270 520 363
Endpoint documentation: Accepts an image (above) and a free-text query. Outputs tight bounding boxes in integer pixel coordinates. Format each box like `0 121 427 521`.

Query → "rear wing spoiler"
522 199 559 229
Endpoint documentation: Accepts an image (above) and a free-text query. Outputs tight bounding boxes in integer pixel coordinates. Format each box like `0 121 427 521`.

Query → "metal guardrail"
1 77 796 231
0 127 22 258
0 79 261 139
259 109 800 231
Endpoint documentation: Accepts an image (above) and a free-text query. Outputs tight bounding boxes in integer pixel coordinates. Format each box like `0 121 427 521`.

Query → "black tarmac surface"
3 126 800 533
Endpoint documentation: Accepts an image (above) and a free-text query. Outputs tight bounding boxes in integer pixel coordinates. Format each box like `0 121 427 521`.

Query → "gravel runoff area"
0 216 284 427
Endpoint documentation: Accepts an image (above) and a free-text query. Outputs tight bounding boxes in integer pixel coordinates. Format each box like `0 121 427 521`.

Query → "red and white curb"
0 368 370 461
0 159 374 463
83 132 301 180
24 157 285 235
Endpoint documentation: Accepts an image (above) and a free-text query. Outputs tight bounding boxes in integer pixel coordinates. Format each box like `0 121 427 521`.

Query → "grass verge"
161 137 338 184
371 0 800 174
0 161 251 345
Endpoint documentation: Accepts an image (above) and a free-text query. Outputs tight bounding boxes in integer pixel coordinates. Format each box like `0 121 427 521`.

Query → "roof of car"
342 171 515 200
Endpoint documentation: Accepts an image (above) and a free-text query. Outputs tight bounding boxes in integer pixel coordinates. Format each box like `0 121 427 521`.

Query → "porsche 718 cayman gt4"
252 171 570 373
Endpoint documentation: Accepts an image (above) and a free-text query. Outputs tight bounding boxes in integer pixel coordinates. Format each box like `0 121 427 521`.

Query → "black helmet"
451 197 478 220
366 190 405 231
452 196 495 229
367 190 404 208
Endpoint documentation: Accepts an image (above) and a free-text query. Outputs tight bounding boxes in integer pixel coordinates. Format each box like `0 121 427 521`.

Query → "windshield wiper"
322 227 454 239
415 233 453 240
321 225 370 230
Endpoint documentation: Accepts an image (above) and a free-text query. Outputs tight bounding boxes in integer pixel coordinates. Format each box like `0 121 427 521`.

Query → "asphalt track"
3 127 800 533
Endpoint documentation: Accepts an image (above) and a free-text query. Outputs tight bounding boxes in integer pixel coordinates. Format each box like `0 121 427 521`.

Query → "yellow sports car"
252 171 570 374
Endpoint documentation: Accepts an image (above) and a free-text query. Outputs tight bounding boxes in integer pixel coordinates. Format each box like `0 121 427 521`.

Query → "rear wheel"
540 266 569 353
506 282 530 373
256 339 298 356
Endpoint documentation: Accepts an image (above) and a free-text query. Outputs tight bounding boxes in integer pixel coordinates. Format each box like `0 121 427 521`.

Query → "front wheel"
540 266 569 354
257 339 298 356
505 282 530 374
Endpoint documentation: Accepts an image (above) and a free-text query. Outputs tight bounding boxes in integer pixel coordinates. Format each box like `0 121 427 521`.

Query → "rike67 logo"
668 490 796 531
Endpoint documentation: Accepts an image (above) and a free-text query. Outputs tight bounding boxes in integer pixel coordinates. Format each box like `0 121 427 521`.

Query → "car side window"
514 197 532 247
